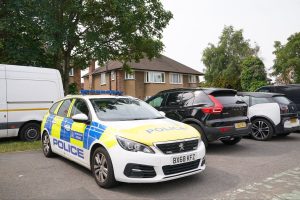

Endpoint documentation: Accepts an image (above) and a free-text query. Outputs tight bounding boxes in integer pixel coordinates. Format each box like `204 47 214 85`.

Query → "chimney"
89 60 96 90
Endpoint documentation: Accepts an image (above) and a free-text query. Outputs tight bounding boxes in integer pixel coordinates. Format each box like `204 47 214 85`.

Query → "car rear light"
279 104 289 114
201 95 223 114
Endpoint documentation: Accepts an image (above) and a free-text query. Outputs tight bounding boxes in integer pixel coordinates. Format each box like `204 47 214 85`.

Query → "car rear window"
273 96 291 105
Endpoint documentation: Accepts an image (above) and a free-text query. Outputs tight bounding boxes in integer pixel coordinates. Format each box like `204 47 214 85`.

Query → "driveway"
0 134 300 200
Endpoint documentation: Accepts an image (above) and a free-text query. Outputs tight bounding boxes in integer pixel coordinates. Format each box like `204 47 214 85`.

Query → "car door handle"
64 124 71 131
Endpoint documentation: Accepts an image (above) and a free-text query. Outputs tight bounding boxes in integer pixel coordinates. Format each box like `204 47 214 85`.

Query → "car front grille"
162 159 201 175
156 139 199 154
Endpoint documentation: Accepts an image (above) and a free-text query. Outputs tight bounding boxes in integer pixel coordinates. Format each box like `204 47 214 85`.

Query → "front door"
0 78 8 138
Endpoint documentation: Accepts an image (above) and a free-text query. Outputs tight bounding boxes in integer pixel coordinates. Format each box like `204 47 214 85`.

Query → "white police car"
41 94 206 188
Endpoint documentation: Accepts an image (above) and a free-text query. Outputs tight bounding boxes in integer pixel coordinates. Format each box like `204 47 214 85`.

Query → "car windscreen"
273 96 291 105
90 98 163 121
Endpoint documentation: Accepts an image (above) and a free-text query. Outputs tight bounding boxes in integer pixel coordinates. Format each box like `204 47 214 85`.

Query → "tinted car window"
213 94 242 105
148 94 165 108
57 99 72 117
181 92 195 106
90 98 162 121
71 99 89 117
49 101 61 114
239 96 250 105
251 97 272 106
273 96 291 105
193 91 212 106
165 92 182 106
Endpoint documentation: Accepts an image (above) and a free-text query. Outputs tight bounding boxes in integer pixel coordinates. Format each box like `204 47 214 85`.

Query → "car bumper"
203 123 251 142
108 141 206 183
275 117 300 134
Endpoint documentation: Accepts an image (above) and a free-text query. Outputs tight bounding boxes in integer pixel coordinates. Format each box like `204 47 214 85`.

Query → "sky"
160 0 300 77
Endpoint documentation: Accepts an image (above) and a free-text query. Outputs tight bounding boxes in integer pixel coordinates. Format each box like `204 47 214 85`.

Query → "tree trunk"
63 54 70 95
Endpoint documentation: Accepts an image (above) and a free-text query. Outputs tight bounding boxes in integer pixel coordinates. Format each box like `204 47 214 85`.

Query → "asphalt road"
0 134 300 200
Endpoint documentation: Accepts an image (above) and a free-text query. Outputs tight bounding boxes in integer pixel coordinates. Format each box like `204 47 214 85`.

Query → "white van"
0 64 64 141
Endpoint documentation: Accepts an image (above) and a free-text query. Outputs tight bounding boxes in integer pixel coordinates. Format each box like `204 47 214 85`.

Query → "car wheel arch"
250 115 276 128
89 142 108 168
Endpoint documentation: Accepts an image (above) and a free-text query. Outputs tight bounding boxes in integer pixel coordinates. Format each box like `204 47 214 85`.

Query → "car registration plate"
290 118 297 123
172 153 196 165
235 122 246 129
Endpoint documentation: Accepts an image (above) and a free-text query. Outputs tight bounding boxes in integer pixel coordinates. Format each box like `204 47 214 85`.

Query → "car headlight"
116 136 154 154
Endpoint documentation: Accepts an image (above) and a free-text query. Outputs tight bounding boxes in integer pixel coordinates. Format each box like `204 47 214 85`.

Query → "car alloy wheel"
94 152 108 183
251 119 273 141
42 132 54 157
43 134 50 154
92 147 117 188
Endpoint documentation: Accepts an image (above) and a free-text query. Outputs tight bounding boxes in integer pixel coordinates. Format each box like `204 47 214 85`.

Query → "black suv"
146 88 251 147
256 84 300 118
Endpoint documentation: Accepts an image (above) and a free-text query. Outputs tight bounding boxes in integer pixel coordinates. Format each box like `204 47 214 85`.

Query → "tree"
240 56 267 91
0 0 172 94
202 26 259 90
272 32 300 84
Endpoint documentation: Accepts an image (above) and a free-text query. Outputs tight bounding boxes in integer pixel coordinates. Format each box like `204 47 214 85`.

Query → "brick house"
69 68 82 90
82 55 203 100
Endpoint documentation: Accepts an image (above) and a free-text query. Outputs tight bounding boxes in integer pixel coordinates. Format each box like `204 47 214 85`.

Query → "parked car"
146 88 251 147
0 64 64 141
41 94 206 188
256 84 300 118
238 92 300 140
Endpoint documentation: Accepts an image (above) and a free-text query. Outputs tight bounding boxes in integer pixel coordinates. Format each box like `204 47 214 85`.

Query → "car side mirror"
72 114 90 124
159 111 166 117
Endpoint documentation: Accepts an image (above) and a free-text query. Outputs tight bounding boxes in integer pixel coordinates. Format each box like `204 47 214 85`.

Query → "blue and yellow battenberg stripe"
42 114 117 150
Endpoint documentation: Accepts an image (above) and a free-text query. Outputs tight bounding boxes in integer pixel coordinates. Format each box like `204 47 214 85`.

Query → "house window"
188 75 197 83
69 68 74 76
111 71 115 80
170 73 183 84
125 71 135 80
145 71 165 83
100 73 106 85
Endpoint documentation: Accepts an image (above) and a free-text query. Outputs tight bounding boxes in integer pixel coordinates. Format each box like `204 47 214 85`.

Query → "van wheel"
42 132 54 157
91 147 117 188
251 118 273 141
19 122 41 141
189 124 208 147
221 137 242 145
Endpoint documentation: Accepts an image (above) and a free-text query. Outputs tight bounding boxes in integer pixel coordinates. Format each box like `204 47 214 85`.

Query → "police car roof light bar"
80 90 123 96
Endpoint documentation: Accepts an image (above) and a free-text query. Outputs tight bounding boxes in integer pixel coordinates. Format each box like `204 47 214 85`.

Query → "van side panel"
0 65 8 137
4 65 64 137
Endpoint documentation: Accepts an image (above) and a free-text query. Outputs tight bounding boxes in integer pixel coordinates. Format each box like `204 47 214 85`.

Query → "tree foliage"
0 0 172 94
202 26 259 90
240 56 267 91
272 32 300 84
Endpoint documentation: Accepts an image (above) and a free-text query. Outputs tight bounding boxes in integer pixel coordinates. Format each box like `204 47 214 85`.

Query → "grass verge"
0 138 41 153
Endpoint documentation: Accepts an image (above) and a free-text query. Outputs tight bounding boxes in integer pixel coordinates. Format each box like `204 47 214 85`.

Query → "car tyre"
91 147 117 188
221 137 242 145
19 122 41 141
189 124 208 147
251 118 273 141
42 132 54 157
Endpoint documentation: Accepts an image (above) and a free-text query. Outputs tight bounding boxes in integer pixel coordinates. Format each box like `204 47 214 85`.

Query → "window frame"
169 73 183 84
125 71 135 80
144 71 165 83
100 73 106 85
188 75 197 83
69 68 74 77
111 71 115 81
